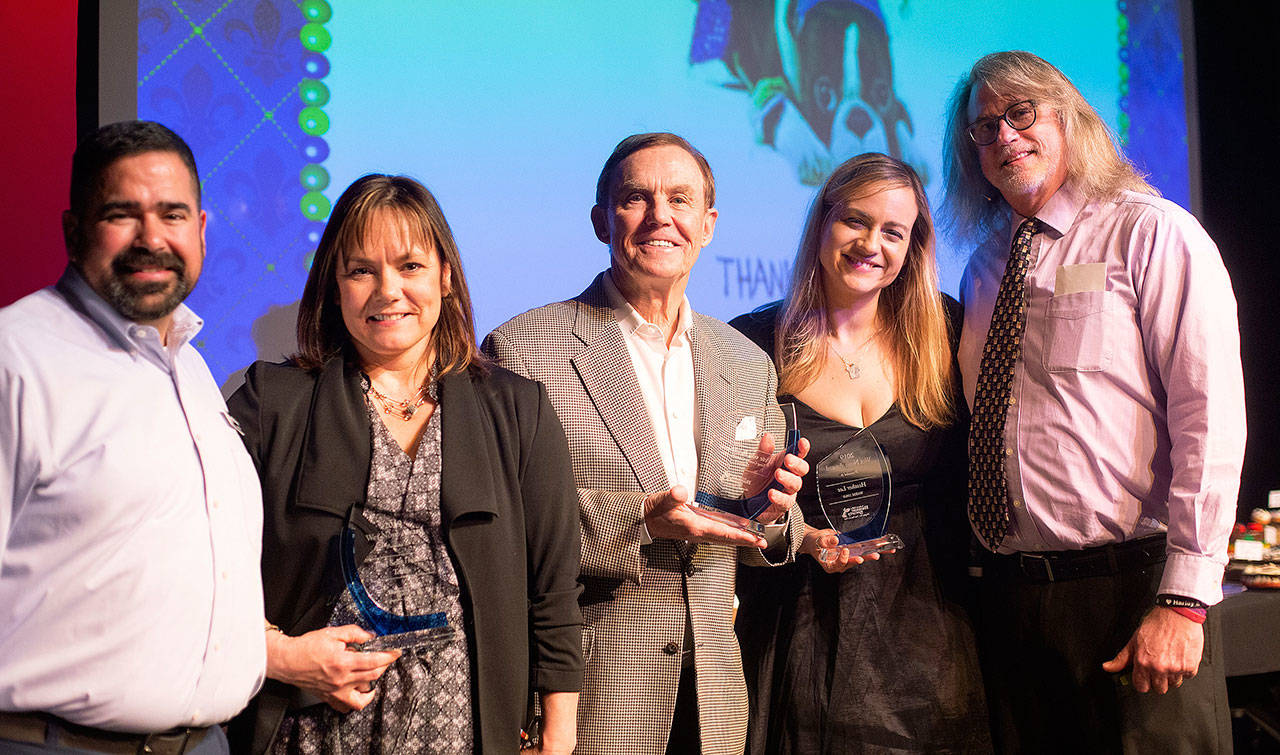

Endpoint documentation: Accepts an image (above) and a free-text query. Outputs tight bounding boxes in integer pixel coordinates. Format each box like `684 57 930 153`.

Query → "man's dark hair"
69 120 200 216
594 132 716 209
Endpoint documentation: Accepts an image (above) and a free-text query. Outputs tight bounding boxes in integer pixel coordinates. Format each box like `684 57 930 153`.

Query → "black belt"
0 711 212 754
982 533 1167 583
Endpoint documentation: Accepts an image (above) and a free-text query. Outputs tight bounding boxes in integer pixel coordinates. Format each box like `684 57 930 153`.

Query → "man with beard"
942 51 1244 752
0 121 265 753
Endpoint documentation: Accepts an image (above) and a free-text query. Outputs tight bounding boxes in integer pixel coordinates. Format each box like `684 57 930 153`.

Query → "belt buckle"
1019 552 1054 581
141 728 191 755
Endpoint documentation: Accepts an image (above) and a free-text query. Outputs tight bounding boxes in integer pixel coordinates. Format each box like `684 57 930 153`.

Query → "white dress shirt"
604 272 700 501
958 185 1246 605
0 268 266 731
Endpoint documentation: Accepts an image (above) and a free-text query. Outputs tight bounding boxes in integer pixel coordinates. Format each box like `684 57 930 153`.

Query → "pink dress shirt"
958 184 1246 605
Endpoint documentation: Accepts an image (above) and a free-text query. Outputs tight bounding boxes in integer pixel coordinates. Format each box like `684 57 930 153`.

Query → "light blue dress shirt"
0 268 265 732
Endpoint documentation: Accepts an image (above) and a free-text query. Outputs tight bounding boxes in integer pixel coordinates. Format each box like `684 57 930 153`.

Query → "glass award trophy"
691 403 799 534
815 428 902 560
339 518 456 652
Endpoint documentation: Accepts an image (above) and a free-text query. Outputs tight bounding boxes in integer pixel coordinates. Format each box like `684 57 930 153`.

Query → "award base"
819 532 904 563
690 491 768 535
348 625 456 652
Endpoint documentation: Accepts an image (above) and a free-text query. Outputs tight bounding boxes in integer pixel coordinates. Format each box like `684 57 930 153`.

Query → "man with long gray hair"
943 51 1243 752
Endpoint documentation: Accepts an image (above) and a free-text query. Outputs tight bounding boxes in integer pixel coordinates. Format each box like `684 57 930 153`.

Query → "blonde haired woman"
732 153 988 752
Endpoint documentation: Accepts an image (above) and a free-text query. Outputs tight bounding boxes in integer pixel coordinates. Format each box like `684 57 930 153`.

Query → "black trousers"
976 559 1232 754
666 662 701 754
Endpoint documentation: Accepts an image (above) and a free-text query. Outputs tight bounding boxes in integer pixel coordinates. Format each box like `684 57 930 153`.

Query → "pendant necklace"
829 337 873 381
367 378 433 421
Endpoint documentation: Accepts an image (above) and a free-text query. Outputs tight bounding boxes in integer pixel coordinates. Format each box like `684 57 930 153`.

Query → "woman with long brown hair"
732 153 989 752
226 174 582 754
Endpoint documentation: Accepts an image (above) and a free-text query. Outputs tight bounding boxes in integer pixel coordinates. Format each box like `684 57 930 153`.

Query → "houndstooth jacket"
483 271 804 755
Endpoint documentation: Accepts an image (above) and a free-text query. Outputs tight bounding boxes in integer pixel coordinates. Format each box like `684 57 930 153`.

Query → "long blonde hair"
777 153 954 429
942 50 1157 241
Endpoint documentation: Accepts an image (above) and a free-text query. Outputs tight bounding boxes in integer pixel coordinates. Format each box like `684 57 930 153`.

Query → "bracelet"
264 619 282 633
1169 606 1207 624
1155 593 1207 610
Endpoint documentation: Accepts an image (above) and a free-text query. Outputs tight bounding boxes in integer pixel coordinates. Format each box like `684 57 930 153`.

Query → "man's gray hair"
941 50 1156 242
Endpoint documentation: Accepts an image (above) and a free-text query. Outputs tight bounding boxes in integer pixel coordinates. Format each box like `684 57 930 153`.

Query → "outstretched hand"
644 485 769 547
265 624 401 712
643 432 810 547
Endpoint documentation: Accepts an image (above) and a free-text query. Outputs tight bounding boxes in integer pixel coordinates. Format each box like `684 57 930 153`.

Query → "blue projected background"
133 0 1192 387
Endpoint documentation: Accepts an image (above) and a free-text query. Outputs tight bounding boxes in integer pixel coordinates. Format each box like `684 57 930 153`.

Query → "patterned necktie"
968 218 1041 550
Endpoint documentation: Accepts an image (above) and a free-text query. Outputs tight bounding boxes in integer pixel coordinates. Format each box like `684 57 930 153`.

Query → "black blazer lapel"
293 358 371 519
438 370 500 526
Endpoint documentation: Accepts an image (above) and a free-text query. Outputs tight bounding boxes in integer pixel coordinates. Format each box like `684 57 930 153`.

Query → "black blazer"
225 356 583 753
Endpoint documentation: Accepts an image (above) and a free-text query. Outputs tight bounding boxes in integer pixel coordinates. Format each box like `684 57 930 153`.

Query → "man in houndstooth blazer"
483 134 807 755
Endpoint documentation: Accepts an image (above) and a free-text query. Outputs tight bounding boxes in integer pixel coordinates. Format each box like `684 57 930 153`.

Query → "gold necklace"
367 380 431 421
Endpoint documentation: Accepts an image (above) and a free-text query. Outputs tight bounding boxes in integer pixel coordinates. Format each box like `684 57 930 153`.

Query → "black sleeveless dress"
731 302 991 754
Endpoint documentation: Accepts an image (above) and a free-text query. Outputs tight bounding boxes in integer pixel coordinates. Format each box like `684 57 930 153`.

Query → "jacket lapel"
571 274 669 494
293 358 370 518
439 370 500 527
690 317 735 495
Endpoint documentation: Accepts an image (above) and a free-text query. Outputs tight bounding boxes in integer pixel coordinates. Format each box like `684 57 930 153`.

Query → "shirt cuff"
639 520 653 546
1158 552 1227 606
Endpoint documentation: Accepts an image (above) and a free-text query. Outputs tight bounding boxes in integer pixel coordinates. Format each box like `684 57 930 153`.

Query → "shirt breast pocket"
1041 290 1116 372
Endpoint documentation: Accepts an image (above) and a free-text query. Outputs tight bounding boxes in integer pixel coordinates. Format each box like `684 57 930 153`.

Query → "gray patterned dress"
272 381 474 754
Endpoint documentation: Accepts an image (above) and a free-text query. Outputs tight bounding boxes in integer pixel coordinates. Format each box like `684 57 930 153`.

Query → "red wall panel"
0 3 78 305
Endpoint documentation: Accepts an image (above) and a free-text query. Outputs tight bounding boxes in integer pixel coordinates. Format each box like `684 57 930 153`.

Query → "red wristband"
1169 605 1207 624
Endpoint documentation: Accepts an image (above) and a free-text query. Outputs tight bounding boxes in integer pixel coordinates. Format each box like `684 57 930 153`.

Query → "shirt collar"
1007 181 1087 240
602 269 693 343
56 265 203 355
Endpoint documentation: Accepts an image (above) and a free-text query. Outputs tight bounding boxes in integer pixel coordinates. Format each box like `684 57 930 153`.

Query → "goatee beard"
100 246 193 323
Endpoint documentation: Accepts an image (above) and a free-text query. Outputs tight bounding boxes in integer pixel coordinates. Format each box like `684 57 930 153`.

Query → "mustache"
996 144 1038 163
110 247 187 276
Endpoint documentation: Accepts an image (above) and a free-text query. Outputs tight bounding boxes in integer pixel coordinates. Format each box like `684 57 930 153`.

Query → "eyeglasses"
966 100 1038 146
